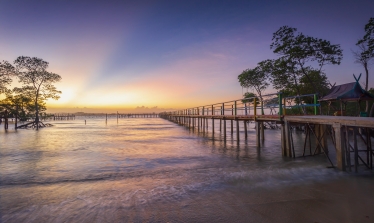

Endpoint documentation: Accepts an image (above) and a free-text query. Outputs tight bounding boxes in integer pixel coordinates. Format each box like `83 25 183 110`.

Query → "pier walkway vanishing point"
159 93 374 172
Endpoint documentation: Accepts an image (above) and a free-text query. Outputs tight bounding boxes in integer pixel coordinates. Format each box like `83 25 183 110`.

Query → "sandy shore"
137 174 374 223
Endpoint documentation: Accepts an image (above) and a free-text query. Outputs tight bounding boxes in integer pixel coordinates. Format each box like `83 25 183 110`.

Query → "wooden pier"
117 113 159 118
53 114 76 120
283 115 373 171
99 113 159 121
159 94 374 172
103 113 159 122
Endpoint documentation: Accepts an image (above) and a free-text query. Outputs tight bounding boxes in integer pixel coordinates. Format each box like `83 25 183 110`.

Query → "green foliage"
355 18 374 112
299 70 329 98
0 60 15 94
258 58 301 96
241 92 258 103
357 17 374 58
271 26 343 68
15 56 62 101
0 90 46 120
238 66 269 99
368 88 374 94
14 56 62 127
269 26 342 96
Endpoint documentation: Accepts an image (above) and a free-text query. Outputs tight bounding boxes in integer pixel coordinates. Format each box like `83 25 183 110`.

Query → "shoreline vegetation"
237 20 374 117
0 56 61 129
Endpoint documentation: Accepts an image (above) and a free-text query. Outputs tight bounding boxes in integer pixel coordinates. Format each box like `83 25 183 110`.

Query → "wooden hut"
319 74 374 116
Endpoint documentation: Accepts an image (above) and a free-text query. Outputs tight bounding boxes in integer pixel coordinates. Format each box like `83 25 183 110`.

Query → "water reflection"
0 117 358 222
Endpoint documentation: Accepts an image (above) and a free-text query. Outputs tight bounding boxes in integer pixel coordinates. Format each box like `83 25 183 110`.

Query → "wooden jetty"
159 93 374 172
103 113 158 122
53 114 75 120
117 113 159 118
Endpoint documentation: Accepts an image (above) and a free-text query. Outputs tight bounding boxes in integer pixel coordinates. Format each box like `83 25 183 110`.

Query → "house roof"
319 81 374 101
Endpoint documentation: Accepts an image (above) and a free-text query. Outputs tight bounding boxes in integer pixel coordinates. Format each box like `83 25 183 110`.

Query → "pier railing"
159 92 374 172
161 92 320 119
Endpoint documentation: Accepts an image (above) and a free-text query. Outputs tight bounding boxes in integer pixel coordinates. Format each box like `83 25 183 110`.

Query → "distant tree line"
0 56 62 129
239 18 374 114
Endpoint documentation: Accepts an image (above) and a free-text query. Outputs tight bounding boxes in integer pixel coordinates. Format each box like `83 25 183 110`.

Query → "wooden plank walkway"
285 115 374 128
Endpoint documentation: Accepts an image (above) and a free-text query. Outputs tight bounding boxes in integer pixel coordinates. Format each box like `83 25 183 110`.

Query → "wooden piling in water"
255 122 260 148
333 123 345 171
159 94 374 172
244 120 247 139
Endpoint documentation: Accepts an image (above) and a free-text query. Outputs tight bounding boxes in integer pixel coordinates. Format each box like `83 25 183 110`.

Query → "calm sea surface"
1 117 372 222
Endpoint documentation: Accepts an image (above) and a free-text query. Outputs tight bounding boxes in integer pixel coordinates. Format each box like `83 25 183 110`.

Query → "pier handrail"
161 92 320 118
162 92 283 119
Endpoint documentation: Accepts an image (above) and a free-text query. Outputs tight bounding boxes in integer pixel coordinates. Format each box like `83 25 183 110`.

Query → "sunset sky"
1 0 373 113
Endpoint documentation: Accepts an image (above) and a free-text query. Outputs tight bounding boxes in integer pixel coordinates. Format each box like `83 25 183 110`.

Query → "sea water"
0 117 370 222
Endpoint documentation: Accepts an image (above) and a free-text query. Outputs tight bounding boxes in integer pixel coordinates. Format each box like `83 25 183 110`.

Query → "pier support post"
236 119 239 141
198 118 200 131
231 120 233 134
255 121 260 148
202 118 205 132
314 124 328 154
284 121 292 157
321 124 328 153
261 122 264 142
333 123 346 171
244 120 248 139
281 123 287 156
223 119 226 140
315 124 321 154
212 118 214 135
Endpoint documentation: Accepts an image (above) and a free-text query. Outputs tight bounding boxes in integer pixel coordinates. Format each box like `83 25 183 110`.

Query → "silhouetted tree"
14 56 61 129
355 18 374 112
269 26 343 96
0 60 15 95
241 92 257 115
238 65 269 102
357 18 374 58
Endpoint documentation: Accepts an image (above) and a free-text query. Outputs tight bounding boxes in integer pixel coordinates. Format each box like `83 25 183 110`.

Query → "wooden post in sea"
281 123 287 156
255 122 260 148
212 105 214 135
231 105 233 135
106 113 107 123
254 98 259 147
235 101 239 141
284 122 289 156
260 99 264 142
222 103 226 140
202 107 205 132
197 107 200 132
15 105 18 129
190 109 192 128
244 120 247 139
191 109 195 130
333 123 345 171
188 109 190 128
354 127 358 173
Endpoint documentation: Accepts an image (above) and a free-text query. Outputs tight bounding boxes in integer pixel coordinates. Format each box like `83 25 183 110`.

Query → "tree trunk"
15 106 18 129
4 109 8 130
35 97 39 130
364 62 369 113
